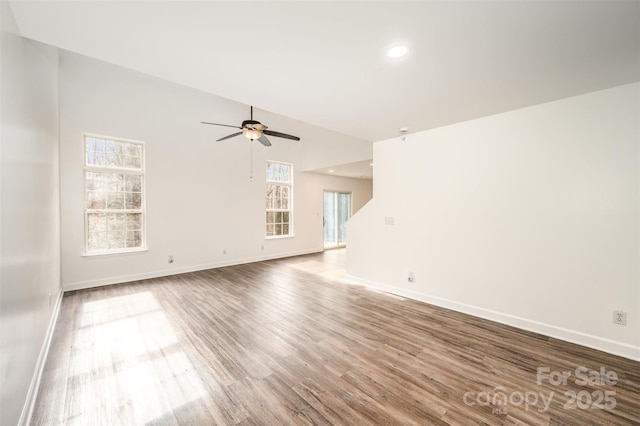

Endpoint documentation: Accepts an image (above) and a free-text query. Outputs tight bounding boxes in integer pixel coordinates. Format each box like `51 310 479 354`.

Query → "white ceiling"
309 160 374 180
8 1 640 144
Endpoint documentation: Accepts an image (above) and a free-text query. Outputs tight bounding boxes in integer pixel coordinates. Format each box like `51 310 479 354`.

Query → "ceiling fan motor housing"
242 120 265 130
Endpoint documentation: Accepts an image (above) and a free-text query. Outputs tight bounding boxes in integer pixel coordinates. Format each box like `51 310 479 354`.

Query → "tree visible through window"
84 134 145 253
266 161 292 237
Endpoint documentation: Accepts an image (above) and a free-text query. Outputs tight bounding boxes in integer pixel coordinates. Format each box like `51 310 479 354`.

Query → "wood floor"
33 250 639 425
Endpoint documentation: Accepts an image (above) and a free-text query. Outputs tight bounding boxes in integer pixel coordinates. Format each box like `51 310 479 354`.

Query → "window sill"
265 234 295 240
82 248 148 257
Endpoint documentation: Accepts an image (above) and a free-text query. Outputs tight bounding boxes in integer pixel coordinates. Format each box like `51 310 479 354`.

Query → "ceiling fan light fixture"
242 128 262 140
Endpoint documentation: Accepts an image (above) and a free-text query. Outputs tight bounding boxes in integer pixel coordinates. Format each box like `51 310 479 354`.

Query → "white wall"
59 51 372 290
0 3 61 424
347 83 639 360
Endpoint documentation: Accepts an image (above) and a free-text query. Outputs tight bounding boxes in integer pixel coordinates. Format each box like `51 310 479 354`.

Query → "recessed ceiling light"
386 45 409 59
329 169 335 173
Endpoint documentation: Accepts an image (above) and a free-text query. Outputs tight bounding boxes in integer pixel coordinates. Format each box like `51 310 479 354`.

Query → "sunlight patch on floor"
66 291 208 424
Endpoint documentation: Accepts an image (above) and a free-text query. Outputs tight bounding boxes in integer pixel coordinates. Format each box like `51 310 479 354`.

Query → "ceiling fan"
201 106 300 147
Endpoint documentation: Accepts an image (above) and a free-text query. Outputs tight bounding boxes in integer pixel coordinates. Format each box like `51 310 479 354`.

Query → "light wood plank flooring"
33 250 640 425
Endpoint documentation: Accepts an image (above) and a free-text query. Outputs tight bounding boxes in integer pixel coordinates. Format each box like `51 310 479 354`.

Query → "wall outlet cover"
613 310 627 326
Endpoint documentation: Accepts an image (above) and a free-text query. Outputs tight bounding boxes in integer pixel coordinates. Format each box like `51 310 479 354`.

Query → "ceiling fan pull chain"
249 139 254 182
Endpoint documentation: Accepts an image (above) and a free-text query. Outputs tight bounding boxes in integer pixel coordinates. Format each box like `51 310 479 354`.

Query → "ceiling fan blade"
201 121 242 129
263 130 300 141
258 134 272 147
217 131 243 142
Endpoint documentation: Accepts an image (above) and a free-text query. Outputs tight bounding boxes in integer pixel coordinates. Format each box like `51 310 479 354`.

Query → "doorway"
324 191 351 249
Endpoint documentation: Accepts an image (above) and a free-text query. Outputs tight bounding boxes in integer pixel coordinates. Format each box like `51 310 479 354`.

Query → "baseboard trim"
18 288 64 426
64 248 323 292
345 275 640 362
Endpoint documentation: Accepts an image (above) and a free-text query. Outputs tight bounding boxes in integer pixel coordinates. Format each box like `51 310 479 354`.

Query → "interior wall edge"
63 248 324 292
17 288 64 426
345 274 640 362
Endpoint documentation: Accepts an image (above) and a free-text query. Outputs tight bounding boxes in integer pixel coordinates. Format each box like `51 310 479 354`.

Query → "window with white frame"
266 161 293 237
84 134 145 254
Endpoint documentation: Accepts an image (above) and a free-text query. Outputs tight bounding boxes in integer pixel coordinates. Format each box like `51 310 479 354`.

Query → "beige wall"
0 3 61 424
58 51 371 291
348 83 640 360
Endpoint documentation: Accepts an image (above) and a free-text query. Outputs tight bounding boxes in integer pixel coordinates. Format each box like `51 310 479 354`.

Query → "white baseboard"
345 275 640 362
18 288 64 426
64 248 323 292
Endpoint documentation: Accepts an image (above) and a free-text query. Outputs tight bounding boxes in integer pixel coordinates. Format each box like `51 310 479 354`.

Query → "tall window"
84 134 145 254
266 161 293 237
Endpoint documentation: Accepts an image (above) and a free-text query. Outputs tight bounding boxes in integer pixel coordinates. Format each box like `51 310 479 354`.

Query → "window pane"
108 232 125 249
107 192 124 209
106 140 117 154
106 141 124 167
86 136 142 170
275 224 282 235
86 150 98 166
266 163 274 181
266 211 275 223
87 233 99 250
283 224 289 235
106 174 124 192
125 175 142 192
94 138 106 152
87 191 106 209
87 213 107 232
126 213 142 230
125 193 142 209
266 185 276 209
126 231 142 248
124 156 142 169
87 231 107 251
87 172 111 190
275 185 282 209
86 172 99 190
125 143 141 157
266 161 291 183
107 213 126 231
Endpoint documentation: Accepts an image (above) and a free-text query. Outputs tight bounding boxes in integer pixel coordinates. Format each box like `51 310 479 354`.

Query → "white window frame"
83 133 146 255
265 160 294 239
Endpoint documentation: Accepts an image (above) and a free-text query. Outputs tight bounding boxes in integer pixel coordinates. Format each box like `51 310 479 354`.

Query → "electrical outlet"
408 271 414 283
168 255 174 264
223 249 227 255
613 310 627 326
